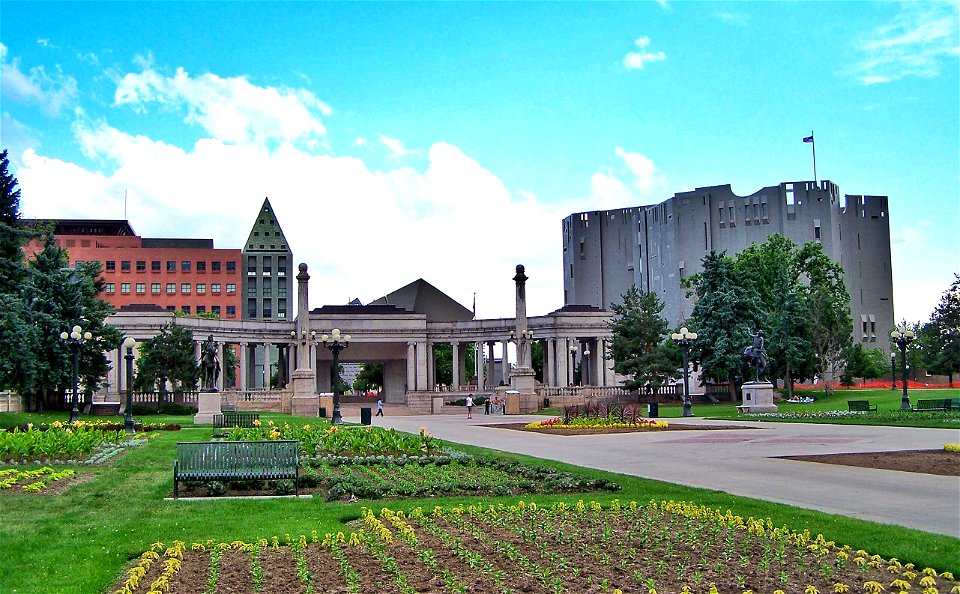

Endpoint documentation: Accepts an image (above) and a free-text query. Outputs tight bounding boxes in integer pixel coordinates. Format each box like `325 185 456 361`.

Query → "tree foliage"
608 285 679 390
840 343 889 385
353 363 384 393
926 274 960 385
133 323 199 397
433 342 477 387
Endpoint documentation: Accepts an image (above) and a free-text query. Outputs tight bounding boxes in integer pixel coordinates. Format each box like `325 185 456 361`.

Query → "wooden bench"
847 400 877 413
173 440 299 498
912 399 953 412
213 411 260 428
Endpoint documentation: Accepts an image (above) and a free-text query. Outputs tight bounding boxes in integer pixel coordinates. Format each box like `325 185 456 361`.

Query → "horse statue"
201 335 221 391
741 330 768 382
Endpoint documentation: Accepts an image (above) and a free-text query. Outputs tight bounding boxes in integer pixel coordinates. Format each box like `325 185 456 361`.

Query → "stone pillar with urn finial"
290 263 320 417
509 264 538 413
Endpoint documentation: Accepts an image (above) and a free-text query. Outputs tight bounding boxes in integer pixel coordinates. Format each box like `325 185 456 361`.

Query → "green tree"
531 340 544 383
840 344 889 386
432 342 477 387
353 363 384 394
222 345 237 388
0 149 33 393
608 285 679 390
798 243 852 395
688 251 764 400
134 323 200 399
926 274 960 386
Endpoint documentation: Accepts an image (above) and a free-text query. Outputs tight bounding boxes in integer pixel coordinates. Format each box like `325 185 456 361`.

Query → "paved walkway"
352 412 960 538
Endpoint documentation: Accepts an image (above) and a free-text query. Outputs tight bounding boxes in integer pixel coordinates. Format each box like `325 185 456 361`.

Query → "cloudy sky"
1 1 957 322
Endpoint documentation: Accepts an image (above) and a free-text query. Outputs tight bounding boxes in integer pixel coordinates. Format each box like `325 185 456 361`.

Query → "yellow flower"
864 581 885 594
805 585 820 594
252 419 261 426
834 584 850 593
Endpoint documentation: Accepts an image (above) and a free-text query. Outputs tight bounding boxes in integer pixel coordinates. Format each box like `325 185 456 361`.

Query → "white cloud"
113 64 332 145
855 2 960 84
16 117 571 319
378 133 416 159
353 136 368 147
0 44 78 115
589 173 633 210
615 146 665 194
717 12 750 27
623 36 667 70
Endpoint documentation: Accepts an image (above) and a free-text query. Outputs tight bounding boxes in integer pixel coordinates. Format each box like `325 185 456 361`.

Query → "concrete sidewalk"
357 412 960 538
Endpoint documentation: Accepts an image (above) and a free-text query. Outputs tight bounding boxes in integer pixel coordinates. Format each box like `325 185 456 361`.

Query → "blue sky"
1 1 957 321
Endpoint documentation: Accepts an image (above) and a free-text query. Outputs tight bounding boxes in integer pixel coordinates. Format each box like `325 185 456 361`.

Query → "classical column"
262 344 271 389
513 265 531 369
486 342 495 388
451 341 460 391
426 342 435 391
556 338 568 387
416 342 428 391
476 341 484 389
194 340 202 365
217 342 225 391
106 349 119 397
406 342 416 392
605 343 616 387
501 339 510 385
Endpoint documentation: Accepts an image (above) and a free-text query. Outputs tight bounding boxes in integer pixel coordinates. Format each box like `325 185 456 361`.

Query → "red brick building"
24 220 242 318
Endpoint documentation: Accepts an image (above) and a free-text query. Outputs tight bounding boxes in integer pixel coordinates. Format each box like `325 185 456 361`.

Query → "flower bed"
744 410 960 422
0 422 125 463
0 467 75 493
112 500 959 594
526 416 669 430
224 422 441 456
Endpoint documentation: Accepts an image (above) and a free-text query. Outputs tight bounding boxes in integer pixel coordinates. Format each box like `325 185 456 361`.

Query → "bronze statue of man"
201 335 220 391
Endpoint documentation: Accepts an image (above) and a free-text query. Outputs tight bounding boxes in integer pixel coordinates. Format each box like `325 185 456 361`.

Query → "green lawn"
1 411 958 594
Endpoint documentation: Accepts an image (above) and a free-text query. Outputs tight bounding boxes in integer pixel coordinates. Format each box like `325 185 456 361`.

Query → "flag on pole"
472 292 476 317
803 134 814 143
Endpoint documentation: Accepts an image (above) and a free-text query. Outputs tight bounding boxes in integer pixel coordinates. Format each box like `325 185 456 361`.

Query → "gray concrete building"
562 179 894 349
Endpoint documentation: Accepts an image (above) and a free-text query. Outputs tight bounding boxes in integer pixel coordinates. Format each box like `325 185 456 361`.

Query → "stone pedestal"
509 367 539 413
290 369 319 417
739 381 777 413
193 391 222 425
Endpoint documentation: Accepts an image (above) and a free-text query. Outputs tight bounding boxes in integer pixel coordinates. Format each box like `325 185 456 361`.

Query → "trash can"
543 398 551 408
319 407 327 418
360 407 372 425
647 402 659 418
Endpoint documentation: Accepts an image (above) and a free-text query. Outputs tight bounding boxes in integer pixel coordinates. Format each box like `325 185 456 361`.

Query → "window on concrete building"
167 261 176 272
152 261 161 272
196 283 206 295
247 277 257 296
814 225 822 240
226 261 236 272
151 283 161 294
196 261 206 272
211 261 221 272
262 256 272 274
728 206 735 225
278 278 287 297
226 283 236 294
120 283 131 294
136 283 146 294
106 283 115 294
226 306 236 316
262 306 272 318
263 278 272 297
277 311 286 319
761 202 768 219
278 256 287 275
212 283 221 294
166 283 176 294
136 260 146 272
181 283 191 294
248 299 257 318
212 306 221 315
106 261 116 271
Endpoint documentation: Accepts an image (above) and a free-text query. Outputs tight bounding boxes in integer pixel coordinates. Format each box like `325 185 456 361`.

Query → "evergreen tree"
0 149 30 294
797 242 852 395
927 274 960 386
0 149 33 392
688 251 764 400
608 285 679 390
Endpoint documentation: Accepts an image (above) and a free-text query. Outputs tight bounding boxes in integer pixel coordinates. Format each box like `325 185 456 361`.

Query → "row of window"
104 260 237 273
105 283 236 295
164 305 236 316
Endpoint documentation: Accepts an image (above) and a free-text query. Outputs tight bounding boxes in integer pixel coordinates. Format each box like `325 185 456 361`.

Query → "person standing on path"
484 398 490 415
376 399 384 417
465 394 474 419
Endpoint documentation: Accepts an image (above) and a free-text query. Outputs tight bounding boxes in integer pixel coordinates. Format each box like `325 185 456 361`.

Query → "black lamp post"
891 328 915 410
123 337 137 434
321 329 350 424
60 324 92 423
671 327 698 418
890 352 897 391
569 344 578 386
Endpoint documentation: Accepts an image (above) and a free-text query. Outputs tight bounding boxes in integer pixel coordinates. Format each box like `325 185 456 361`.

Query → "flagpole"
810 130 817 184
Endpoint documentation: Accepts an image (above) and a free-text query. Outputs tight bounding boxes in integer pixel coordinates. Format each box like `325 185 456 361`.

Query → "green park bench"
912 399 953 412
846 400 877 413
213 411 260 428
173 440 299 498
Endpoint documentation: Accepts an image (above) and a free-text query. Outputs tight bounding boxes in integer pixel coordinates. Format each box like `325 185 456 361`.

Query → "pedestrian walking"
484 398 490 415
465 394 474 419
376 399 384 417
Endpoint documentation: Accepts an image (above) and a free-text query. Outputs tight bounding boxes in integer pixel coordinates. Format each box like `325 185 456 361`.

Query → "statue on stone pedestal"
201 335 220 392
741 330 768 382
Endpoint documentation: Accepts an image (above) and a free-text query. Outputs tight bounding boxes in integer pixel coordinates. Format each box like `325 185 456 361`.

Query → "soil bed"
782 449 960 476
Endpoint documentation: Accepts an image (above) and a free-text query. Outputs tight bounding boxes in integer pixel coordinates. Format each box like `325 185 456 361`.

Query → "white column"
416 342 428 391
451 341 460 391
486 342 495 388
264 344 272 389
106 349 119 397
501 339 510 384
476 341 484 389
426 342 435 390
217 342 225 391
605 343 616 387
238 342 247 390
406 342 416 392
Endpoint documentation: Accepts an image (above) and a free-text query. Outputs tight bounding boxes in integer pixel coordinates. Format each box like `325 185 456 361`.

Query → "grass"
2 411 959 594
540 387 960 428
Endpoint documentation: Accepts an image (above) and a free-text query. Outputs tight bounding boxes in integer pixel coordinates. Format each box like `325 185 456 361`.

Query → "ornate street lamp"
891 328 915 410
321 329 350 424
671 327 698 418
60 324 93 423
123 337 137 435
890 352 897 391
583 348 591 386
